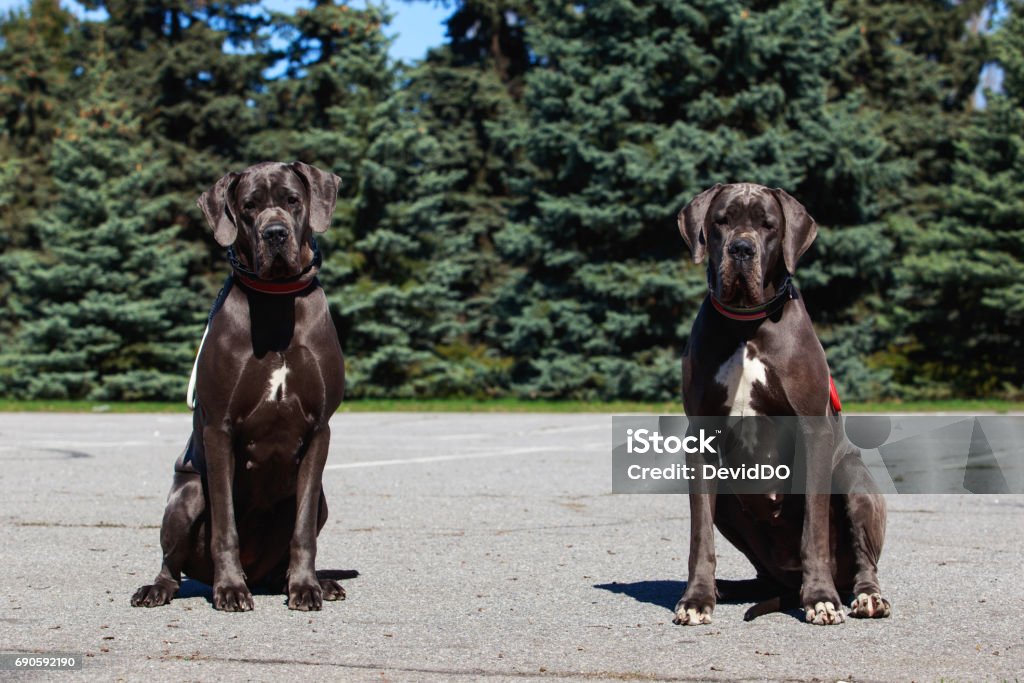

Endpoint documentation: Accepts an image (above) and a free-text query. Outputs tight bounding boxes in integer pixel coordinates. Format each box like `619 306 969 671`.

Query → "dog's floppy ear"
677 184 723 264
770 188 818 274
289 161 341 234
197 171 241 247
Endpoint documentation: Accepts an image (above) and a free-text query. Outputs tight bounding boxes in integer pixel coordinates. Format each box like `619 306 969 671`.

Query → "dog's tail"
743 593 800 621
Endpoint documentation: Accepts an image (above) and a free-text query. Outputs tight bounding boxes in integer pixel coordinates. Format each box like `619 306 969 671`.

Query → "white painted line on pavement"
0 440 149 450
433 423 605 441
325 445 561 470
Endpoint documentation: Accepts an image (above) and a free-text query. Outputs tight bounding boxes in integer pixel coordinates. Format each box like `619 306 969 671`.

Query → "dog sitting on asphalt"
132 161 345 612
674 183 891 625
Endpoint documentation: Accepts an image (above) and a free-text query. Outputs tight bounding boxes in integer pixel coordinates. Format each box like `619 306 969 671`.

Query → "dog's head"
678 183 817 307
198 161 341 280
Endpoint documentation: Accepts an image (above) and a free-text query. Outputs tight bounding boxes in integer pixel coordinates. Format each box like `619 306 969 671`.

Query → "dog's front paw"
213 582 254 612
130 582 176 607
804 601 844 625
849 592 891 619
288 579 324 611
673 588 715 625
674 603 713 625
801 581 844 625
319 578 346 602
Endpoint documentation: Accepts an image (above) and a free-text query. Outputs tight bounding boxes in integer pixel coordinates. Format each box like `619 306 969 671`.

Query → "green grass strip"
0 398 1020 413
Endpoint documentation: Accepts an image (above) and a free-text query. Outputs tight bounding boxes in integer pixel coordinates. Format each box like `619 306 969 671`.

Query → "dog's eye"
764 221 776 230
243 201 256 212
287 195 299 206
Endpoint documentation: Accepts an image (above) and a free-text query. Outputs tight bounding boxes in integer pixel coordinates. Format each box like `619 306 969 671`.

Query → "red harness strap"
829 376 842 414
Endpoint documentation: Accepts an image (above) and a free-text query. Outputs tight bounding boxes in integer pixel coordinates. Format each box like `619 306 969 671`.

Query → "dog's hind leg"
315 491 345 601
130 466 207 607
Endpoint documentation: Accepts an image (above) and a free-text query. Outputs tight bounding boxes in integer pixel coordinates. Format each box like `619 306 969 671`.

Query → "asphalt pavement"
1 412 1021 681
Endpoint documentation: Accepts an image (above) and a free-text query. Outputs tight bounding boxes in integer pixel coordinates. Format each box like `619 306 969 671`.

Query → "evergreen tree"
0 54 198 400
444 0 531 94
0 0 1015 403
0 0 83 249
0 1 85 338
250 1 395 274
818 0 991 398
337 10 528 397
328 1 530 397
248 1 421 397
893 3 1024 398
258 1 530 398
830 0 988 211
85 0 271 160
252 1 392 166
0 157 18 339
81 0 275 287
492 0 903 400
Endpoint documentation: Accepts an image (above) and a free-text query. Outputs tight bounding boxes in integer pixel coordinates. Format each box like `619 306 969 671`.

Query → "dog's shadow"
593 579 683 612
593 578 803 622
178 569 359 605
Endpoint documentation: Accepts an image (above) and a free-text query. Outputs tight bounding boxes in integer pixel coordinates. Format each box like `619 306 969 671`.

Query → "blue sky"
0 0 449 63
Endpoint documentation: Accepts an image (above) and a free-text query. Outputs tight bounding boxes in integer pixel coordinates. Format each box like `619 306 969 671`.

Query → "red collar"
710 296 775 320
234 273 318 295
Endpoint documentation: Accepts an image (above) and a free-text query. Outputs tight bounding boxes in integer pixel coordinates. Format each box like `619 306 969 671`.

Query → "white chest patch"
267 364 288 402
714 342 767 416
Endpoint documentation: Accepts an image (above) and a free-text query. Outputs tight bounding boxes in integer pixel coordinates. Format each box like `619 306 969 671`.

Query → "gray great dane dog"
675 183 891 625
132 161 345 612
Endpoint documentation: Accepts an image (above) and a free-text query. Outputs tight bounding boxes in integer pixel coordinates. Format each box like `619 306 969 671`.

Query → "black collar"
707 270 795 321
227 239 322 295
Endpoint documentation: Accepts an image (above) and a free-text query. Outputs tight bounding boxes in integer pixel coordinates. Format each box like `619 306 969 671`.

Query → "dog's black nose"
728 238 756 261
262 224 288 246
